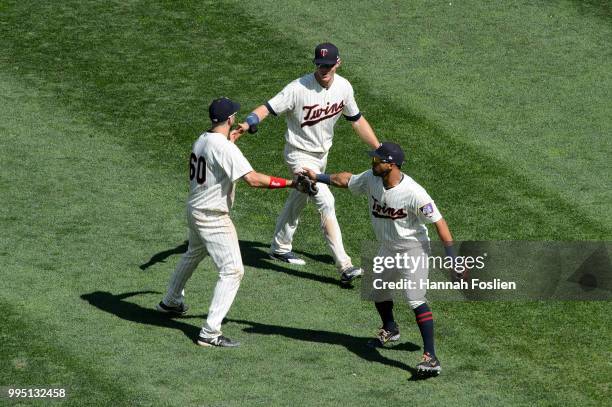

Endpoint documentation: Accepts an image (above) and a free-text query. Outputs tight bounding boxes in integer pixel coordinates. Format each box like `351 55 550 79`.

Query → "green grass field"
1 0 611 405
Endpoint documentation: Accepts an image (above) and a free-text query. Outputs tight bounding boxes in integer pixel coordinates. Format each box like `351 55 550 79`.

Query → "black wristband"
316 173 332 185
444 245 456 258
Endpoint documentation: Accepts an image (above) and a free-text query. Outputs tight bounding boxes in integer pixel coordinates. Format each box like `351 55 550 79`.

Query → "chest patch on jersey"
371 196 407 220
420 203 434 218
301 101 344 127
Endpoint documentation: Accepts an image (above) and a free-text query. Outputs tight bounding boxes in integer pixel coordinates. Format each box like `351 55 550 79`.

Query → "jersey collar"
383 173 405 191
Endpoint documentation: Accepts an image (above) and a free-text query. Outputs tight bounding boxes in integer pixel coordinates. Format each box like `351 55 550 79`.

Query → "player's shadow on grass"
139 239 346 287
81 291 426 379
231 318 426 380
291 249 334 265
139 241 188 270
80 290 203 343
239 240 346 288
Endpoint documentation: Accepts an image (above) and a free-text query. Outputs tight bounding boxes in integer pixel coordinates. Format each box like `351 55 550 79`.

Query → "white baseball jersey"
267 73 360 153
164 131 252 339
348 170 442 242
187 132 253 213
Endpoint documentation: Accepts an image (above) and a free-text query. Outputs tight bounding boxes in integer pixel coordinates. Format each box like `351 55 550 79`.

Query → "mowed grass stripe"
1 1 609 242
0 302 142 407
1 1 610 405
0 72 289 405
0 72 186 405
0 64 589 407
440 301 612 406
5 55 608 403
230 0 612 226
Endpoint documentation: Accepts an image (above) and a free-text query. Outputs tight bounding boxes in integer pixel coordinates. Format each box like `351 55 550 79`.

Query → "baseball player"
234 42 380 284
156 97 312 347
302 142 455 376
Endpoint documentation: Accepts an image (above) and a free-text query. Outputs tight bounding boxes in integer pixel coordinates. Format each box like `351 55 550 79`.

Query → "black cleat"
269 251 306 265
197 335 240 348
367 326 401 348
156 301 189 316
340 266 363 285
416 352 441 376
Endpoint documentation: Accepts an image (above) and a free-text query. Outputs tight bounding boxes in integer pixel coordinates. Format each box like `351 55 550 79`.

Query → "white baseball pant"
369 241 429 309
163 207 244 339
270 144 352 272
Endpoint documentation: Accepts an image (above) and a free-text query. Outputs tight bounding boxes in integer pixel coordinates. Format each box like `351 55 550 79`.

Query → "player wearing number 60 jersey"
156 97 303 348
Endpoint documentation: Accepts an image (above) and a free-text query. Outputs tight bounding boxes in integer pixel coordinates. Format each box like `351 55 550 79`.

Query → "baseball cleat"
367 325 401 348
197 335 240 348
269 251 306 265
156 301 189 316
340 266 363 284
416 352 441 376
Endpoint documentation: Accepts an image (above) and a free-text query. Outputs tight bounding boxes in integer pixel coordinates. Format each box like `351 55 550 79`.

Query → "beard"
372 165 390 177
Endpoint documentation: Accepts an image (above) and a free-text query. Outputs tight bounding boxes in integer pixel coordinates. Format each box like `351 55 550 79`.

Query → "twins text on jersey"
302 101 345 127
371 196 408 220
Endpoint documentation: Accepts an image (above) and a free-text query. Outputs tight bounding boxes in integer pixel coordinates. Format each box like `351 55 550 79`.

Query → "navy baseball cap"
209 97 240 123
368 142 405 167
313 42 339 65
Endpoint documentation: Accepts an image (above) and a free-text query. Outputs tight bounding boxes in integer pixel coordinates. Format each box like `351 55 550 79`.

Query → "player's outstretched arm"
302 168 352 188
242 171 293 189
434 218 465 278
233 105 271 142
328 172 353 188
350 116 380 149
434 218 454 247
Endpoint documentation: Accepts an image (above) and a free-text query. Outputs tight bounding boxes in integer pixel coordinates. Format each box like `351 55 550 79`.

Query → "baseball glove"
294 174 318 196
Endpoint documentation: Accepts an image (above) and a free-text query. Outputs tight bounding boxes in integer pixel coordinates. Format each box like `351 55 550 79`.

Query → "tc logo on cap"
314 42 339 65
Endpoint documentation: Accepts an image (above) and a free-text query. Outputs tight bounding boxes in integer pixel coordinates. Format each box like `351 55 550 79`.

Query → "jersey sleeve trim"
429 213 443 223
343 112 362 122
265 102 277 116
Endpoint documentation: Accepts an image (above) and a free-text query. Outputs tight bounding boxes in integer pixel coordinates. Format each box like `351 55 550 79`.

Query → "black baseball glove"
293 174 318 196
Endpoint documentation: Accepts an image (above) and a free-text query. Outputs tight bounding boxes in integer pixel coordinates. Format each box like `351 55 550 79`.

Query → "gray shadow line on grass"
231 318 426 380
139 241 188 270
139 240 349 288
80 291 428 380
238 240 347 288
80 290 202 343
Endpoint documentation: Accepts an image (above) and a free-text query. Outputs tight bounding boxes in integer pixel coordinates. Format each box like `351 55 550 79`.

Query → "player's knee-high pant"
163 228 207 306
200 264 244 338
314 184 351 271
164 208 244 338
368 242 430 305
271 146 352 271
271 183 352 271
270 188 307 254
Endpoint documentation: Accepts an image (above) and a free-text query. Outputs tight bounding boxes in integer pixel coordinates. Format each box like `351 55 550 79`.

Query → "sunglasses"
316 63 335 69
373 155 395 164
